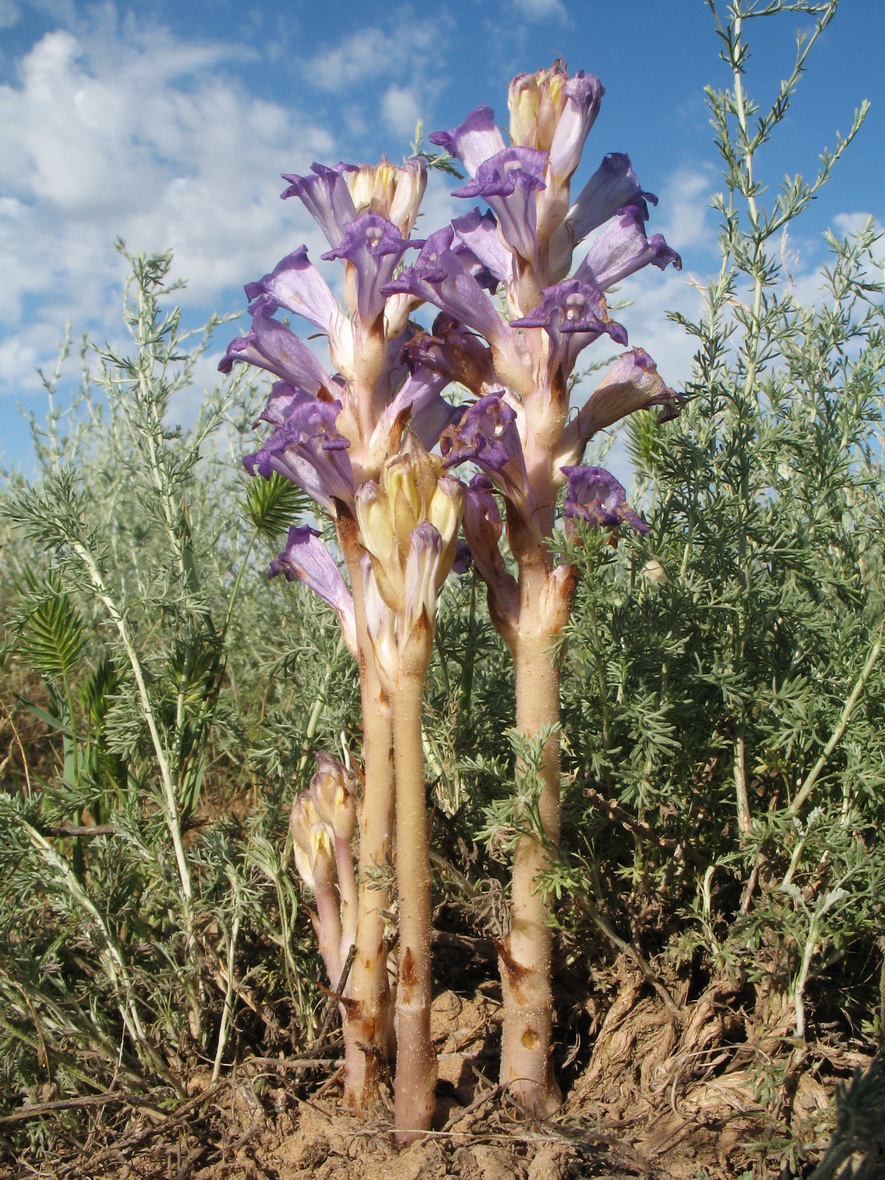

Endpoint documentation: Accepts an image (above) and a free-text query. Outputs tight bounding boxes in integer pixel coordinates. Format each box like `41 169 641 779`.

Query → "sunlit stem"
499 558 563 1118
338 518 396 1113
392 631 437 1141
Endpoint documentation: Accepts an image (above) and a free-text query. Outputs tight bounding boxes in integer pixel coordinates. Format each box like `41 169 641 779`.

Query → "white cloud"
652 167 718 252
307 27 395 92
833 211 883 239
0 14 340 413
509 0 567 21
382 84 422 140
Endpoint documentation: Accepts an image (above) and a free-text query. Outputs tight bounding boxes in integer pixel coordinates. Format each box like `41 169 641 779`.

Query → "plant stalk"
392 641 437 1141
499 559 563 1118
338 519 396 1113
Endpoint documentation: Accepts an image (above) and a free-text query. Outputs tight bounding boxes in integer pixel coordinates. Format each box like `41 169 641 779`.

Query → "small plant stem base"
499 574 563 1118
393 645 437 1141
342 662 395 1111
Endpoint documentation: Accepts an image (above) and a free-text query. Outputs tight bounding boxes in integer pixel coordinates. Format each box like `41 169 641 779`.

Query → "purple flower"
547 72 605 183
280 162 358 250
440 394 533 516
453 146 547 263
269 525 358 655
462 474 519 641
561 466 648 534
244 398 355 512
429 105 506 177
567 154 653 240
219 295 336 396
558 348 681 465
367 363 461 464
508 65 604 184
257 381 314 427
244 245 344 336
402 314 497 396
511 279 628 379
451 208 512 290
548 153 653 279
574 204 681 291
382 226 510 347
322 210 419 326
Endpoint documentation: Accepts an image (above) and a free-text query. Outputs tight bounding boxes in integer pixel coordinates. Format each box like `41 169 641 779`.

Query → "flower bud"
344 158 427 238
290 794 335 892
310 753 357 842
361 555 399 690
508 64 567 155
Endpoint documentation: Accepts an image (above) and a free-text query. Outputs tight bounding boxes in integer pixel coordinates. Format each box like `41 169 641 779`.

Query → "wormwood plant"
550 0 885 1167
0 248 351 1151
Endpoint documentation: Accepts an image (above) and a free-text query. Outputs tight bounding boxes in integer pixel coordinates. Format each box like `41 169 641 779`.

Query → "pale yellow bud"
508 64 567 152
290 794 335 892
344 158 427 237
310 753 357 841
428 475 464 550
355 480 395 565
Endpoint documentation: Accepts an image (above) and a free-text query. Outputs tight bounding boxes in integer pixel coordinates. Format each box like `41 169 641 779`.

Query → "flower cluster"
224 58 682 1133
382 62 682 645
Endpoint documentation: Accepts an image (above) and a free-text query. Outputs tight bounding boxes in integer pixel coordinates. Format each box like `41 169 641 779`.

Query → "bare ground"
2 959 881 1180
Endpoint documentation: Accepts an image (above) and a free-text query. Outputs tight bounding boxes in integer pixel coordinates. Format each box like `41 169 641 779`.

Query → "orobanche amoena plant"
227 61 679 1133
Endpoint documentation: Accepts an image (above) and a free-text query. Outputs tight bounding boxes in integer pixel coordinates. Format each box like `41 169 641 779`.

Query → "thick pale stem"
500 559 563 1118
339 519 396 1113
393 644 437 1141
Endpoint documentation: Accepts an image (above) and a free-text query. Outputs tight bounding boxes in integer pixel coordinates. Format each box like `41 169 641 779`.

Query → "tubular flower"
269 526 358 656
557 349 682 469
440 394 536 519
574 203 682 291
561 465 649 535
428 105 506 178
244 398 356 513
402 313 498 397
367 364 460 469
382 225 512 347
508 64 605 252
245 245 343 335
510 278 628 382
290 794 336 894
219 295 337 396
547 152 654 281
453 146 548 264
357 438 464 611
450 208 513 290
322 211 419 327
402 522 444 639
508 64 603 181
462 475 519 642
360 554 399 690
280 161 359 249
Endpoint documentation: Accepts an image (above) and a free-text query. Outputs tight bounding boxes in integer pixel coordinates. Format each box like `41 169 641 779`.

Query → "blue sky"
1 0 883 473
